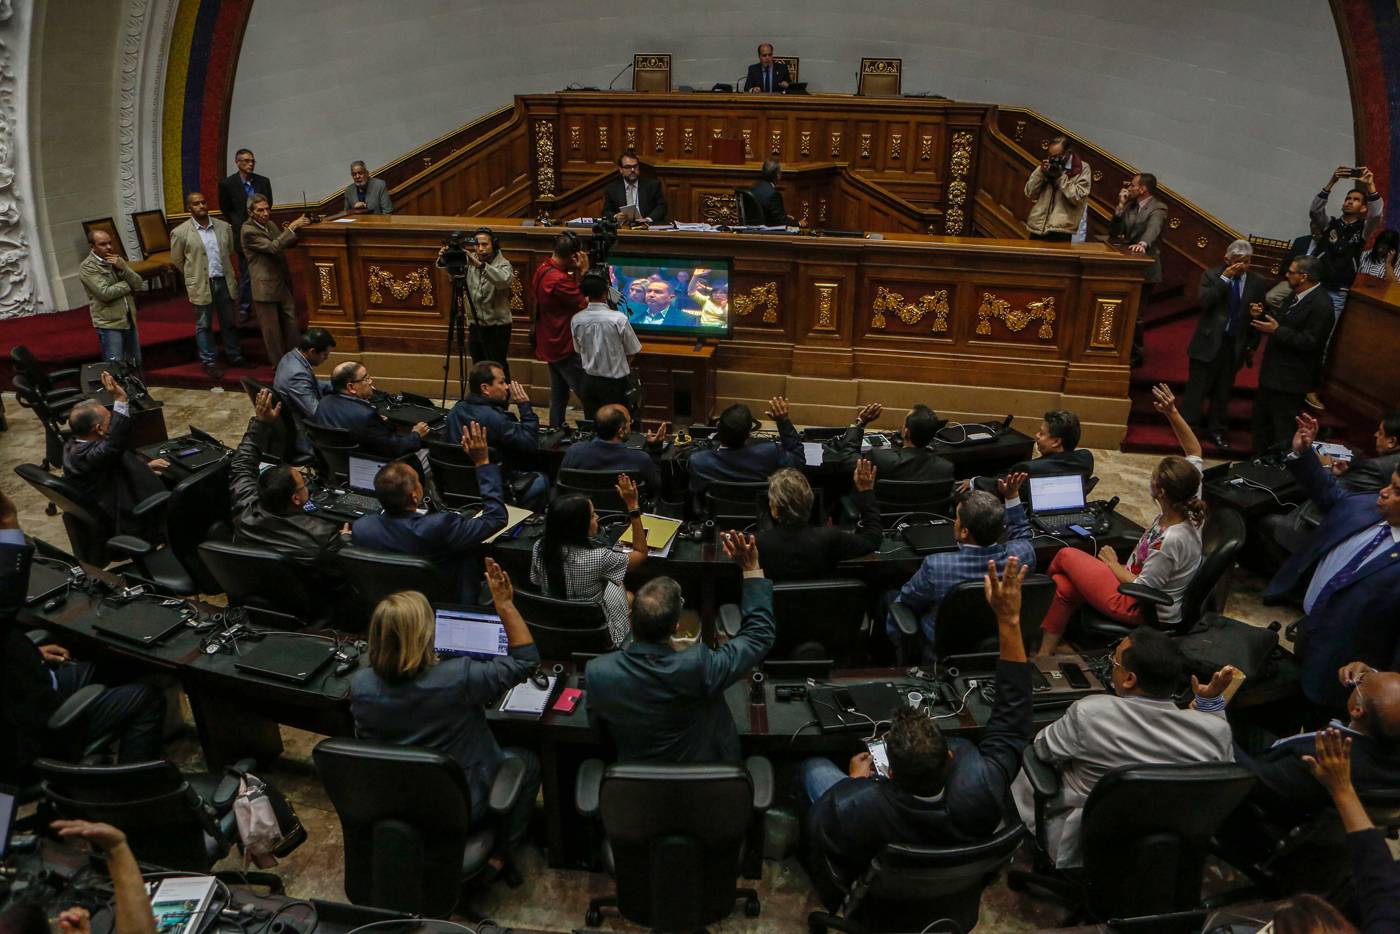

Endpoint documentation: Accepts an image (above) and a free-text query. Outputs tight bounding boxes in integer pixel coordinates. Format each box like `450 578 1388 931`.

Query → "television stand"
633 340 718 425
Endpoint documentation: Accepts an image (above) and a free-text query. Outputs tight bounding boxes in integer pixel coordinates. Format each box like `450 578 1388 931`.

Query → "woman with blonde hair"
754 461 882 581
350 558 541 852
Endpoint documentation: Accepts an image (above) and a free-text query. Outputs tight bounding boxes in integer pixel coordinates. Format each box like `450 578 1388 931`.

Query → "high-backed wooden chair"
772 57 799 84
633 53 671 93
857 58 902 97
130 209 179 292
81 217 175 292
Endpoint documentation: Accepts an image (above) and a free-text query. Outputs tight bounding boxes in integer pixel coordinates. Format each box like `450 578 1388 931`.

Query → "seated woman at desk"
755 463 882 581
349 560 541 854
530 476 648 646
1036 384 1204 656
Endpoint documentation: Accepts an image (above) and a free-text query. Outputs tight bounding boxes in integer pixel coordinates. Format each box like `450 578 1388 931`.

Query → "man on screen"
635 279 683 327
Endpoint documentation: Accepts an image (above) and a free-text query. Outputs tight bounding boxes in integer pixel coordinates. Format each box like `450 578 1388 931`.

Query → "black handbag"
1178 613 1280 682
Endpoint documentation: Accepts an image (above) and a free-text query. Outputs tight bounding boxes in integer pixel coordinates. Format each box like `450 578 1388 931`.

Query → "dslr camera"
1046 153 1067 177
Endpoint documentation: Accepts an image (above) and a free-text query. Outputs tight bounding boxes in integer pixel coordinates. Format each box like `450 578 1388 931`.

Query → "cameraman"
438 228 517 381
1024 137 1092 243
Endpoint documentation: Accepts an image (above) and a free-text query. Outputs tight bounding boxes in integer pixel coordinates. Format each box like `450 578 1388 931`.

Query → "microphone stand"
608 62 634 90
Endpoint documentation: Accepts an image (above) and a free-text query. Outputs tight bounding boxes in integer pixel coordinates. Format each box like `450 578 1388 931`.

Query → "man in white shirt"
1012 628 1235 868
170 192 246 378
570 272 640 421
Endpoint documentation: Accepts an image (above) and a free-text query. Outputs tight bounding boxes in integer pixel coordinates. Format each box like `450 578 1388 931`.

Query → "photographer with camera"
438 227 517 381
532 232 591 428
1025 136 1091 243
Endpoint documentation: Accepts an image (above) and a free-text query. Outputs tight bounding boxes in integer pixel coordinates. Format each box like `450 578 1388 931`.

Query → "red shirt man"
531 233 590 426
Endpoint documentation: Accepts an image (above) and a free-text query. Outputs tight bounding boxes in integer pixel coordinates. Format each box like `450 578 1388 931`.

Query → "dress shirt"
571 301 640 378
194 218 224 278
1304 521 1400 613
240 175 255 198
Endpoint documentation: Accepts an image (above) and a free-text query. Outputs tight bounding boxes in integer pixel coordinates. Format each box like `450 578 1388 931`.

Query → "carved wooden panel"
971 289 1062 343
366 263 437 315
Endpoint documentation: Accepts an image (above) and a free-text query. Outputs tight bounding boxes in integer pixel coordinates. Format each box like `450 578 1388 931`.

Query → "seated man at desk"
232 390 347 568
351 423 507 603
748 159 796 226
830 402 956 483
888 474 1034 664
273 327 337 455
0 491 166 782
688 397 805 497
744 44 790 93
586 531 775 763
560 404 665 497
343 161 392 215
600 151 668 226
800 557 1033 897
446 360 549 507
316 361 430 459
757 464 882 581
63 372 169 535
965 409 1093 494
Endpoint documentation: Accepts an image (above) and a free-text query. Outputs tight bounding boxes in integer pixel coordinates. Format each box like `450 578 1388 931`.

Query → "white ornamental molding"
118 0 177 252
0 0 39 318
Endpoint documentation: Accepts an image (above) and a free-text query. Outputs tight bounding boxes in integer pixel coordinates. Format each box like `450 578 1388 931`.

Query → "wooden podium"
633 340 717 426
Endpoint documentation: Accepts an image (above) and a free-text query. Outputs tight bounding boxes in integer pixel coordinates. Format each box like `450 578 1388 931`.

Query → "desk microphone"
607 62 634 90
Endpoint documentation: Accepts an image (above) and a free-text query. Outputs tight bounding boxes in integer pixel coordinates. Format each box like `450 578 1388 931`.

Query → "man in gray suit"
273 327 337 454
1111 172 1167 368
344 161 393 215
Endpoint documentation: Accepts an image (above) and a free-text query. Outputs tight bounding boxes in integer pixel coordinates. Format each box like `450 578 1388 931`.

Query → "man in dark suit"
1265 412 1400 709
747 159 796 226
688 397 806 497
744 44 791 93
351 423 507 602
1250 256 1336 455
273 327 337 455
217 149 272 318
801 558 1032 894
445 361 548 507
600 151 668 225
316 361 430 459
586 532 775 762
62 372 169 534
1110 172 1167 368
1182 241 1270 449
1337 412 1400 492
560 404 664 496
966 409 1093 494
829 402 955 483
1289 223 1326 267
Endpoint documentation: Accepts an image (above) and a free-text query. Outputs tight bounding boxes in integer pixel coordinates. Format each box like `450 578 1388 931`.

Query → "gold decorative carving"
683 128 694 153
731 282 779 323
1091 298 1120 348
509 271 523 311
815 283 838 329
315 263 338 307
920 134 932 161
1092 169 1102 181
800 131 811 156
423 156 432 167
1270 262 1281 275
625 126 637 150
1169 216 1182 229
890 134 902 160
947 180 967 204
800 201 811 227
368 266 434 306
1014 121 1026 142
871 287 950 331
1040 139 1049 151
635 54 669 70
976 293 1055 339
819 198 827 223
700 194 740 226
713 126 723 139
943 131 974 234
862 58 899 74
860 133 871 158
830 131 842 157
1196 236 1209 249
944 206 965 234
534 121 555 195
598 126 609 151
949 131 973 176
569 126 580 151
654 127 665 152
770 129 782 155
741 129 752 156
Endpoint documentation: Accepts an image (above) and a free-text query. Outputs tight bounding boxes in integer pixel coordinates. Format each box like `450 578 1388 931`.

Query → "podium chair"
81 217 175 291
773 56 799 84
633 53 671 93
857 58 902 97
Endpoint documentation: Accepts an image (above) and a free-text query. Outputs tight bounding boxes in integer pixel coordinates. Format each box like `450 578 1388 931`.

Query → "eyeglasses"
349 375 373 384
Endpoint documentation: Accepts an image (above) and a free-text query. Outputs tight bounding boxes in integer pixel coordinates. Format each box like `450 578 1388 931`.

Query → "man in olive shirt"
79 230 145 366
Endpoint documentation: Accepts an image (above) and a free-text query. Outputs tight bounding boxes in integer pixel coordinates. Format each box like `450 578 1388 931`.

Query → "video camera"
590 216 618 269
1046 153 1067 177
440 230 472 277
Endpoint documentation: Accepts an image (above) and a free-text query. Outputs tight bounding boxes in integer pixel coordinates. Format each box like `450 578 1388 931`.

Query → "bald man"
314 360 430 458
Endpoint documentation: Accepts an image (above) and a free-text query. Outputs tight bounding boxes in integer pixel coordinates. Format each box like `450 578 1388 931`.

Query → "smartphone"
1029 666 1052 692
553 687 582 714
175 447 200 457
866 739 891 777
1059 662 1091 690
1349 167 1364 178
832 688 857 712
1068 524 1091 537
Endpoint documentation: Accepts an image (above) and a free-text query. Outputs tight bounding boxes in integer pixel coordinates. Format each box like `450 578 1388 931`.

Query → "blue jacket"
560 439 661 495
316 393 424 459
587 576 776 763
273 349 331 454
445 394 539 465
688 418 805 495
1266 452 1400 707
351 464 508 601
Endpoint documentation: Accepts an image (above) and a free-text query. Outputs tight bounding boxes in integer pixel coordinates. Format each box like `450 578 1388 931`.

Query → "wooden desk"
633 339 716 423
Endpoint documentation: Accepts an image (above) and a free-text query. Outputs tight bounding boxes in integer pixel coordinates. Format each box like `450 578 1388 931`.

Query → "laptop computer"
433 605 510 659
333 454 391 513
0 783 17 857
902 519 958 555
1027 474 1095 534
233 637 337 684
92 605 189 646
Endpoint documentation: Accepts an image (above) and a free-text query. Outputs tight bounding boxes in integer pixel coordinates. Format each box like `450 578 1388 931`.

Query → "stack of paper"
616 514 684 558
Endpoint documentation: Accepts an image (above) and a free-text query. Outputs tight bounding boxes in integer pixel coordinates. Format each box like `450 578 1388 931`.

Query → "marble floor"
0 388 1301 932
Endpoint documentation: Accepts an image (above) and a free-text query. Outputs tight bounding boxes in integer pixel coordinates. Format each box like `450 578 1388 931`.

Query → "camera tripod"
440 272 482 403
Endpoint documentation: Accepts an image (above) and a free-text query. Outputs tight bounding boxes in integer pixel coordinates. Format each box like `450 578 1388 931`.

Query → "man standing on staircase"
1111 173 1167 369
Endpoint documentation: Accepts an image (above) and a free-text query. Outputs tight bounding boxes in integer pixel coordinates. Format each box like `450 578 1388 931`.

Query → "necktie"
1314 524 1393 609
1225 276 1243 335
765 67 771 92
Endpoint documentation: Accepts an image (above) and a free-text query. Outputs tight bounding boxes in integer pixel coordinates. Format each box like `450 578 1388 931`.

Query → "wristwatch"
627 508 643 519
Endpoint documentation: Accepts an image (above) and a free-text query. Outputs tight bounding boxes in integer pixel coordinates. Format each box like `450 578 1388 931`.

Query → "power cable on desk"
343 920 475 934
1233 475 1299 508
260 898 317 934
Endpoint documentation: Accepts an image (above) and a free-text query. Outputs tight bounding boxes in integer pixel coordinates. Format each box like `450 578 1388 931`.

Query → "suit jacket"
316 393 425 459
1265 452 1400 707
601 177 669 224
343 177 393 214
445 394 539 468
0 537 62 785
62 407 165 530
273 349 332 452
217 172 272 251
351 464 507 602
807 660 1032 880
169 217 237 306
829 427 956 483
744 61 792 92
973 448 1095 494
1110 196 1167 283
1289 234 1323 267
231 417 345 567
756 489 882 581
1257 285 1335 392
1189 266 1269 363
1341 452 1400 493
560 439 662 495
747 180 793 226
688 419 805 495
78 253 143 330
587 576 776 763
1245 723 1400 824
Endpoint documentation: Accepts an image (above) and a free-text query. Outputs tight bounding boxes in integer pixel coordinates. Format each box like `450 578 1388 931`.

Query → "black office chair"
1009 750 1256 923
36 757 254 872
312 738 528 918
576 757 773 931
718 580 867 666
304 418 360 485
11 376 75 471
337 546 456 628
889 574 1056 664
808 821 1027 934
512 588 615 657
704 480 772 529
425 440 494 509
10 346 83 412
240 376 315 468
843 478 956 525
734 188 764 226
197 540 327 623
1077 508 1247 640
556 468 649 515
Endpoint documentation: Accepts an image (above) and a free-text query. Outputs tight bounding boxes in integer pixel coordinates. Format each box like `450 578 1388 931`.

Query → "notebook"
500 676 557 717
616 514 683 557
148 874 219 934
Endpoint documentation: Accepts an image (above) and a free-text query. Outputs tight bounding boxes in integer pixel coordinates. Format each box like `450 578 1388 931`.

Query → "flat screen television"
606 255 733 340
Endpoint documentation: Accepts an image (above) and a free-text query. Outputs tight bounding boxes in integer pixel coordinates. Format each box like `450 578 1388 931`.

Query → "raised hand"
721 530 760 572
1191 665 1236 700
101 370 128 404
998 470 1029 501
462 421 489 467
854 402 883 426
616 474 641 513
507 381 530 404
1302 727 1354 796
984 555 1027 621
485 557 514 607
853 458 876 492
645 421 670 443
254 388 281 422
1291 412 1320 456
51 819 129 852
765 396 790 421
1151 382 1178 416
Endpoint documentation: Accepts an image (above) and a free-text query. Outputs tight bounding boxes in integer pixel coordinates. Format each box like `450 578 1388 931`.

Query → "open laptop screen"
1027 474 1085 513
433 607 509 659
347 455 389 493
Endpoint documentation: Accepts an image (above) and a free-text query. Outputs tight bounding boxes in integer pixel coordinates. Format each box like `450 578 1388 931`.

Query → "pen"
511 524 525 538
